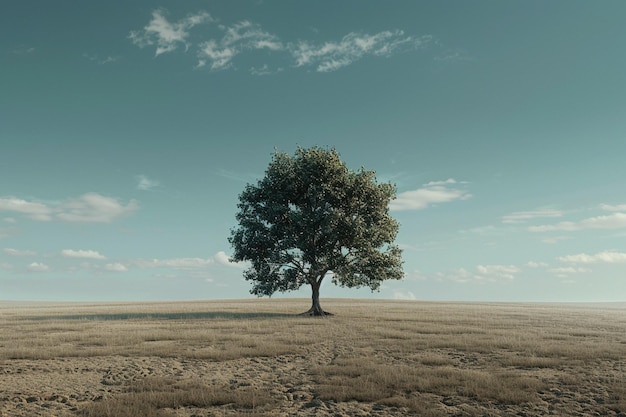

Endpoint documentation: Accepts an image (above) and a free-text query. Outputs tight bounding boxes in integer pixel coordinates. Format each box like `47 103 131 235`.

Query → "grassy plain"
0 299 625 416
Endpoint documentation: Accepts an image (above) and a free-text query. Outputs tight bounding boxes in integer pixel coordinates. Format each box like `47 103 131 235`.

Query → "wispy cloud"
0 193 138 223
57 193 138 223
121 251 243 271
136 175 160 191
4 248 36 256
214 250 247 269
390 178 471 211
131 8 433 73
526 261 549 268
104 263 128 272
83 54 119 65
197 20 283 70
529 212 626 232
3 217 16 223
0 197 52 221
501 209 563 224
558 251 626 264
249 64 283 76
434 49 473 63
549 266 592 277
392 290 417 300
132 257 215 269
600 203 626 212
27 262 49 272
61 249 107 260
292 31 432 72
12 46 35 55
437 264 520 284
129 9 214 56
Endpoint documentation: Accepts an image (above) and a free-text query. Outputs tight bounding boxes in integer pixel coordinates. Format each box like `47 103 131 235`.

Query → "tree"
229 147 403 316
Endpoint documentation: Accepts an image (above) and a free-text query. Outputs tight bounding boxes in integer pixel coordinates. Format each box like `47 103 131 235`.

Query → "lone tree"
229 147 403 316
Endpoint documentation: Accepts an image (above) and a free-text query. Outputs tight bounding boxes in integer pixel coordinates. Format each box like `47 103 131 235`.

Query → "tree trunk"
301 280 331 316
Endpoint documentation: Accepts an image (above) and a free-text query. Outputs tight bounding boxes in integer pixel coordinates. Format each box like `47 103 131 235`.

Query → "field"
0 299 625 417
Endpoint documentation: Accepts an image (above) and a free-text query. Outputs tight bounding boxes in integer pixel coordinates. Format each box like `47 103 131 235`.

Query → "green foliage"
229 147 403 301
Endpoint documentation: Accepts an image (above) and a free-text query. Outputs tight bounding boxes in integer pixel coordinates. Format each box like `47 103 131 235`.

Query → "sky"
1 1 626 303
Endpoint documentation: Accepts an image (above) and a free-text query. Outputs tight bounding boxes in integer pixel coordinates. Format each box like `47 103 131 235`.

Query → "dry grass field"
0 299 625 417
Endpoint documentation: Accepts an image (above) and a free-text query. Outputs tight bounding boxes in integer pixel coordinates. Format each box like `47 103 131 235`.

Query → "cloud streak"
292 32 432 72
0 197 52 221
437 264 520 284
61 249 107 260
502 209 563 224
4 248 36 256
28 262 49 272
558 251 626 264
197 20 283 70
131 8 433 73
529 213 626 232
0 193 138 223
390 178 471 211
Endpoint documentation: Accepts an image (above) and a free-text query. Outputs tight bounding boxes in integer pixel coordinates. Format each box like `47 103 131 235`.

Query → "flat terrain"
0 299 625 417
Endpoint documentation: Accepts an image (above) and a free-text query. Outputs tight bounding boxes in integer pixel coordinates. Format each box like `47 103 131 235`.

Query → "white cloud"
197 21 283 70
393 290 417 300
526 261 549 268
549 267 592 277
222 20 283 50
61 249 107 260
56 193 138 223
132 9 433 73
4 248 36 256
292 31 432 72
213 251 247 268
476 265 519 280
600 203 626 211
104 263 128 272
136 175 160 191
214 251 232 266
250 64 283 76
0 197 52 221
133 257 215 269
197 40 238 70
1 262 13 270
129 9 213 56
390 178 471 211
0 194 138 223
437 264 519 284
3 217 16 223
502 209 563 224
27 262 49 272
558 251 626 264
529 213 626 232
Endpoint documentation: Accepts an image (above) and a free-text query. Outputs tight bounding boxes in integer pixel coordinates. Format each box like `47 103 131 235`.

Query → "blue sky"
1 1 626 302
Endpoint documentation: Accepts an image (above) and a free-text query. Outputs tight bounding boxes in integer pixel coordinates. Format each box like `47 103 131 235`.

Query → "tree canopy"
229 147 403 315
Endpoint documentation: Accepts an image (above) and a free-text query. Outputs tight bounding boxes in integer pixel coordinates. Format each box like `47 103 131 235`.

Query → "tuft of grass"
312 356 546 413
80 377 278 417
